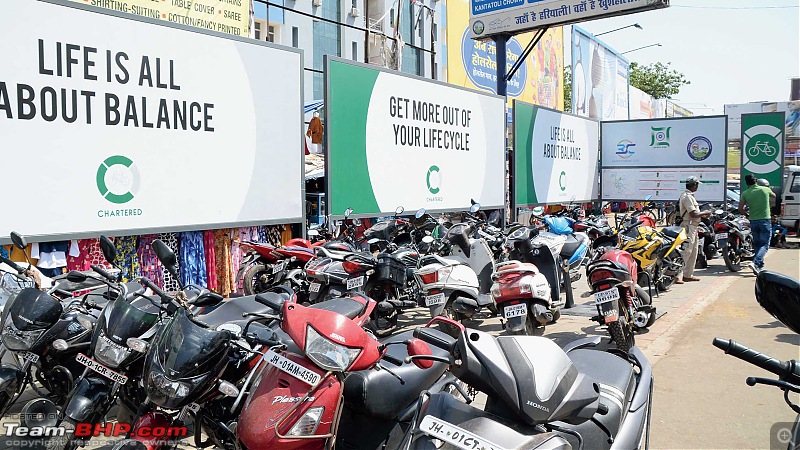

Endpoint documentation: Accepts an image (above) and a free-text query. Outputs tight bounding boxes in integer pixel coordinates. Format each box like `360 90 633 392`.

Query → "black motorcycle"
713 209 754 272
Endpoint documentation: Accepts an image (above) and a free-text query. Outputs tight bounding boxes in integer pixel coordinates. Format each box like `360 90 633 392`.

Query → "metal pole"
494 34 509 97
430 8 436 80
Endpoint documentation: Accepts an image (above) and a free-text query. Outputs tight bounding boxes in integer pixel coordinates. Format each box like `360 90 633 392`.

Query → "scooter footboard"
408 393 570 450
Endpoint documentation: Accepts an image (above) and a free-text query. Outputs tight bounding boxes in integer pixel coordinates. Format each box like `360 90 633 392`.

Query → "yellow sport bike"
618 223 688 292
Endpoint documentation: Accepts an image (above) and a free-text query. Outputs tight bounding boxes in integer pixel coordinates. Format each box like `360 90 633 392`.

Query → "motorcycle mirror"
152 239 179 281
10 232 27 251
469 202 481 213
368 238 381 244
415 208 426 219
755 270 800 334
395 206 405 215
65 271 88 283
532 206 545 216
352 218 362 226
422 236 434 244
307 229 320 236
99 235 117 264
488 210 501 227
344 208 353 218
407 338 434 369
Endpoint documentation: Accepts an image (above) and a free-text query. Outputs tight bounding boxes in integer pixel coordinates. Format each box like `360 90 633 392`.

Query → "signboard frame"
740 111 786 192
599 115 728 203
512 100 600 208
324 55 507 220
0 0 306 244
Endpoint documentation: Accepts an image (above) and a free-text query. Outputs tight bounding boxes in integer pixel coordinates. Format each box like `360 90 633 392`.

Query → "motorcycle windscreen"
445 224 471 257
103 297 160 345
363 220 396 241
6 288 63 331
155 309 230 378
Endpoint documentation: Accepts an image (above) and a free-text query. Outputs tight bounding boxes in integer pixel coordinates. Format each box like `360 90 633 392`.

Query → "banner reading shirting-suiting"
325 57 506 217
513 101 599 206
68 0 250 36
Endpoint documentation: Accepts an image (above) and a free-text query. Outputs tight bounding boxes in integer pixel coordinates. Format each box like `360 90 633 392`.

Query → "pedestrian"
771 215 787 248
676 176 711 284
739 174 776 273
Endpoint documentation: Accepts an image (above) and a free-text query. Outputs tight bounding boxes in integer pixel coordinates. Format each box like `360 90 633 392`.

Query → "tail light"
418 267 452 285
589 269 615 284
342 261 363 274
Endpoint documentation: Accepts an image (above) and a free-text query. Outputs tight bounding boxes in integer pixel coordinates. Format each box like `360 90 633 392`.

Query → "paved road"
2 239 797 449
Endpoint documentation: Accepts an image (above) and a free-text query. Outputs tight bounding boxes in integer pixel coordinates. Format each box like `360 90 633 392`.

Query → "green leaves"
629 61 690 100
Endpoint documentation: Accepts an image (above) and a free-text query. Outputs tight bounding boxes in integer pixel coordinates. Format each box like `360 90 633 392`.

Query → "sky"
564 0 800 115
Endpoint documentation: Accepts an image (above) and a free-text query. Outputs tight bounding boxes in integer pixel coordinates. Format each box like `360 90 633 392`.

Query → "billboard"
600 116 728 202
0 0 303 242
571 26 630 122
468 0 667 39
741 112 785 190
446 0 564 110
67 0 250 36
325 57 506 218
724 101 800 140
513 101 599 206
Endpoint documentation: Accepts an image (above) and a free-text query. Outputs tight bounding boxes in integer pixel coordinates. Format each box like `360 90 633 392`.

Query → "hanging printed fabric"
159 232 181 292
203 230 218 291
214 229 235 296
137 235 164 289
113 236 141 283
180 231 207 288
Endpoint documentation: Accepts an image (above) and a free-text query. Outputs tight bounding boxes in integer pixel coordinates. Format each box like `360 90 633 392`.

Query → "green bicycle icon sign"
742 123 782 175
747 141 777 159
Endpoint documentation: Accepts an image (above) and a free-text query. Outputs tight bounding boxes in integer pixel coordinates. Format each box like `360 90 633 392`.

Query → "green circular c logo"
426 165 441 194
559 171 567 192
96 155 139 204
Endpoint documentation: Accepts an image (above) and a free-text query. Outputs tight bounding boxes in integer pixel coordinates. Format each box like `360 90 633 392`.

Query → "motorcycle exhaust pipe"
532 303 553 325
20 398 59 428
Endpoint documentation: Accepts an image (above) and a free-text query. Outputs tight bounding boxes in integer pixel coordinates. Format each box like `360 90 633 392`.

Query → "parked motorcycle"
586 249 656 351
618 221 687 292
400 316 654 450
235 293 458 449
712 269 800 449
238 239 320 297
713 209 754 272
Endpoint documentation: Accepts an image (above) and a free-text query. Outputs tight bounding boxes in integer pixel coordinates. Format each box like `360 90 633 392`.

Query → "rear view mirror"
407 338 434 369
153 239 179 282
99 235 116 264
344 208 353 218
469 202 481 213
65 271 88 283
715 209 724 215
488 210 501 227
352 218 362 227
415 208 426 219
395 206 405 215
10 232 27 250
755 270 800 335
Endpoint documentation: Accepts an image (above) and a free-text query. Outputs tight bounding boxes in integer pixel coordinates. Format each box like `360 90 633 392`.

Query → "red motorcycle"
236 293 456 449
238 239 324 297
586 249 656 352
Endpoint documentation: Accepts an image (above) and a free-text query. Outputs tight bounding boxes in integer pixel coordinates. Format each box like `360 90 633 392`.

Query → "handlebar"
382 352 404 366
0 256 24 275
90 264 116 282
713 338 800 384
139 277 172 304
413 327 458 355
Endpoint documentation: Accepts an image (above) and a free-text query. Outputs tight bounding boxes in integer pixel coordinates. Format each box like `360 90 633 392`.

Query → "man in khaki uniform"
676 176 711 284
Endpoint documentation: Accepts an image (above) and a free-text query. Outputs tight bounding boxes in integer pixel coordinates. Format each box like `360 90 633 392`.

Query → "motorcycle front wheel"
723 239 743 272
242 264 273 295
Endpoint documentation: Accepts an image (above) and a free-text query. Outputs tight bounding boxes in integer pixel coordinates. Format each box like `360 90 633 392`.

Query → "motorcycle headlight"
2 321 45 351
93 333 133 368
148 371 193 399
304 326 360 372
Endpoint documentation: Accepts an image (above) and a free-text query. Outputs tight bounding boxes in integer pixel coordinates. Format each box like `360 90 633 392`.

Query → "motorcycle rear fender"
613 347 653 449
411 392 569 449
505 314 528 333
0 364 24 396
62 376 114 423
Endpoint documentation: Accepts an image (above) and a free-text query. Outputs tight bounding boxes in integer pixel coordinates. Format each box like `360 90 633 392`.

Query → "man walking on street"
739 174 775 273
676 176 711 284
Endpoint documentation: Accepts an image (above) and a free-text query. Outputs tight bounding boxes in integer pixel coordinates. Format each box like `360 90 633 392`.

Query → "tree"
629 62 690 99
563 65 572 112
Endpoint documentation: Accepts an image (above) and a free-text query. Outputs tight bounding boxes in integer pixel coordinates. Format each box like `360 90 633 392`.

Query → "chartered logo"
472 20 485 35
687 136 712 161
616 140 636 158
96 155 140 204
650 126 671 148
559 171 567 192
426 165 441 194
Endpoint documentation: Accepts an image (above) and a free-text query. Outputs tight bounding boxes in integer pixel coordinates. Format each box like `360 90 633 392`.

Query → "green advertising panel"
325 57 506 218
741 112 785 190
513 101 599 206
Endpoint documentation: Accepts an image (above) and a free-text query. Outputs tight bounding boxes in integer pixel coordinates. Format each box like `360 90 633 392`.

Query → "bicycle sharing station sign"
741 112 785 191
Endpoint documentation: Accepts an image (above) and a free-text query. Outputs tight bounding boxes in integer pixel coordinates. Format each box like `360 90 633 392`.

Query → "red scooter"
238 239 324 297
236 292 456 449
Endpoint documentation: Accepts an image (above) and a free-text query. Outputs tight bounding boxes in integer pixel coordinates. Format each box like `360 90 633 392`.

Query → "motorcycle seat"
559 233 589 259
418 254 465 268
343 330 449 420
557 349 636 441
309 297 366 320
661 226 684 240
198 295 280 327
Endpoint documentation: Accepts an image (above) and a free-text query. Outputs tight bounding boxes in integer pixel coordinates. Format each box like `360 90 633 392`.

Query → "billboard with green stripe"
513 101 599 207
325 57 506 217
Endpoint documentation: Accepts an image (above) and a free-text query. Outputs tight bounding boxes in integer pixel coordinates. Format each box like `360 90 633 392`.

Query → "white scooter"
414 203 499 320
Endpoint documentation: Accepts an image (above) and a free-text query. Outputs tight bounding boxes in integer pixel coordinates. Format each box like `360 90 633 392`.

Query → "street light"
621 43 662 54
595 23 643 37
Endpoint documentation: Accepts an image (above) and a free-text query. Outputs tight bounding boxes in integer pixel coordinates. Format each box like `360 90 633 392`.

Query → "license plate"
601 304 619 323
264 350 321 386
425 293 446 306
75 353 128 385
272 261 287 274
716 233 728 240
594 287 620 305
21 351 39 363
309 282 321 293
503 303 527 319
419 415 505 450
346 276 365 290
